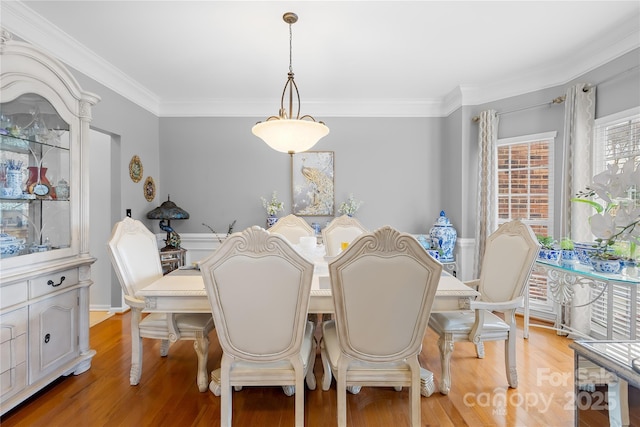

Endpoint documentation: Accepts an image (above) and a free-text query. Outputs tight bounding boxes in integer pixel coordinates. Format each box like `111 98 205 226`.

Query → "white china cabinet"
0 30 100 414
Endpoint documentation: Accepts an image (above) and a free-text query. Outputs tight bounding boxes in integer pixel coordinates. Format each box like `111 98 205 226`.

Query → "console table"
525 260 639 339
570 340 640 427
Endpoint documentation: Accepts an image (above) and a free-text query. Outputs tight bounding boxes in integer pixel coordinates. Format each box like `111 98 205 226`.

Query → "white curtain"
559 83 596 337
474 109 499 277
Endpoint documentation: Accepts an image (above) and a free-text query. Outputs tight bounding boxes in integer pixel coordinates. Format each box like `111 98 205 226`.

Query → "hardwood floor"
1 312 637 426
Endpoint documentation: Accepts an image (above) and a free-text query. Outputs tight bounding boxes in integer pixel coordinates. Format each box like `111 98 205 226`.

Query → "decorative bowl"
538 248 561 263
574 242 598 265
0 233 25 258
590 257 622 274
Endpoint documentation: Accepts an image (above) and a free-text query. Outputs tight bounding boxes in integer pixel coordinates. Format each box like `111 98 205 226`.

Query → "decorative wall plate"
143 176 155 202
129 155 143 183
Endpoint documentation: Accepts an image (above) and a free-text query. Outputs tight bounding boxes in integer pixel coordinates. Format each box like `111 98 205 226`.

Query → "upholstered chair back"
478 220 539 303
200 226 314 362
322 215 368 257
329 226 442 362
269 214 315 244
107 216 163 298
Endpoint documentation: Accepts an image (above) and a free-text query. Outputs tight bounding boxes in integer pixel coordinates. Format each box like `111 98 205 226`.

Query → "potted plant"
537 234 560 263
261 191 284 228
559 237 578 269
571 162 640 274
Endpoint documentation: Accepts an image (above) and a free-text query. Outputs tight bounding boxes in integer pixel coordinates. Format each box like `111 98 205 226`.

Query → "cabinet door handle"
47 276 66 287
44 333 51 343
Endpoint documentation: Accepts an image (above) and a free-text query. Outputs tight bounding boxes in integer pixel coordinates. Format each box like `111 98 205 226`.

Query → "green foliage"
536 235 556 250
560 238 574 250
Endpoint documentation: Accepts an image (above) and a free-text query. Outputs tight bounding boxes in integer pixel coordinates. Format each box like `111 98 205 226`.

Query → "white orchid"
572 161 640 258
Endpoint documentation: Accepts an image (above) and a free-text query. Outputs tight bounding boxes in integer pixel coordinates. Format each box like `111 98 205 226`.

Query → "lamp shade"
146 196 190 220
252 119 330 154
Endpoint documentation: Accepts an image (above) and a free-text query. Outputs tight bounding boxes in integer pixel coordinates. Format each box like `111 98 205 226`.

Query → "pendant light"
252 12 329 154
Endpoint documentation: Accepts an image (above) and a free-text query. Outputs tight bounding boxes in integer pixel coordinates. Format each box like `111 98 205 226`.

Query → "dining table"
137 252 480 397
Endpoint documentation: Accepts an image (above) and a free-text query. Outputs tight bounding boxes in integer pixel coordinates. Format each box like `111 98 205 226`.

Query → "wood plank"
1 313 637 426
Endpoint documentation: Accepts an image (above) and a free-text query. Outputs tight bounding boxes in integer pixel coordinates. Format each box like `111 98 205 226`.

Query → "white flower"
261 191 284 216
573 161 640 257
338 193 363 216
589 212 616 240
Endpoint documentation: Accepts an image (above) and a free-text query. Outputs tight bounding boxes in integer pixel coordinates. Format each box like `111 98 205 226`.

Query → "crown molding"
3 2 639 118
1 1 161 115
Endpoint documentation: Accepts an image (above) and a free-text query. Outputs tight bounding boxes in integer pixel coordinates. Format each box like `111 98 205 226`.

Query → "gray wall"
69 48 639 247
159 117 444 235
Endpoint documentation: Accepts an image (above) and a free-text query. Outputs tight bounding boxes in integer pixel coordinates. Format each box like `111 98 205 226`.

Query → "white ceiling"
2 1 639 117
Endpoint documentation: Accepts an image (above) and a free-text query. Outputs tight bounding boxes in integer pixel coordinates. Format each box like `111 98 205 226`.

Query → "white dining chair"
269 213 315 244
200 226 317 427
107 217 214 391
428 220 539 395
322 215 368 257
320 226 442 427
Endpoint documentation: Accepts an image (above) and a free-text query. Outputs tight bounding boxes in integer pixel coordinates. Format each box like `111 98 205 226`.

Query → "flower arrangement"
261 191 284 217
338 193 363 217
572 161 640 260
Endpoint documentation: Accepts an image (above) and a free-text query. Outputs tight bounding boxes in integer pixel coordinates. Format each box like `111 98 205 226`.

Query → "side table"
160 247 187 274
441 261 457 277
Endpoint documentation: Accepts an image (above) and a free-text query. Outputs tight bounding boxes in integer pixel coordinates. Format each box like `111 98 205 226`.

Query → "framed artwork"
291 151 334 216
129 155 143 182
143 176 155 202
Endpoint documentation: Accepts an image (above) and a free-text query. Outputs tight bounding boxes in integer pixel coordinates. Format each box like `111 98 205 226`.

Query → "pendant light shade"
252 118 329 154
252 12 329 154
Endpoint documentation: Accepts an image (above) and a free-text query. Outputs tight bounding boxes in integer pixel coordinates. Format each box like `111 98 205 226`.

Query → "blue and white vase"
429 211 457 262
266 215 278 228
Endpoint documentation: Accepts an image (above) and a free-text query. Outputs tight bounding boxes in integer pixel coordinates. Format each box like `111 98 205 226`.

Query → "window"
497 132 556 315
589 107 640 339
496 132 556 236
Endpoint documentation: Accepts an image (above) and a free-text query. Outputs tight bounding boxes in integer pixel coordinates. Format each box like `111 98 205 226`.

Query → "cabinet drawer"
0 281 28 310
29 269 78 299
0 308 27 401
0 334 26 374
0 361 26 402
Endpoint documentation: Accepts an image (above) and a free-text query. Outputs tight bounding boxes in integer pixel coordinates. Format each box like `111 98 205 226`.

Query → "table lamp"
146 195 189 251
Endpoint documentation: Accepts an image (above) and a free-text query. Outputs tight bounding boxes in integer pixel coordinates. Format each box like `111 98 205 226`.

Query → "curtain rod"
584 64 640 91
471 65 640 122
471 96 565 122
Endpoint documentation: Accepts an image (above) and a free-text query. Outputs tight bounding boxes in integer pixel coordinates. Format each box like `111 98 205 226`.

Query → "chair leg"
438 333 454 395
475 342 485 358
160 339 170 357
306 337 317 390
130 308 143 386
194 333 210 392
295 367 305 427
220 358 232 427
410 362 421 427
505 333 518 388
337 365 348 427
420 368 436 397
209 368 221 396
320 338 333 391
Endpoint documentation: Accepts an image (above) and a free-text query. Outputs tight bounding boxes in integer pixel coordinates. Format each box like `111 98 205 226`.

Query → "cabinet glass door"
0 94 70 258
